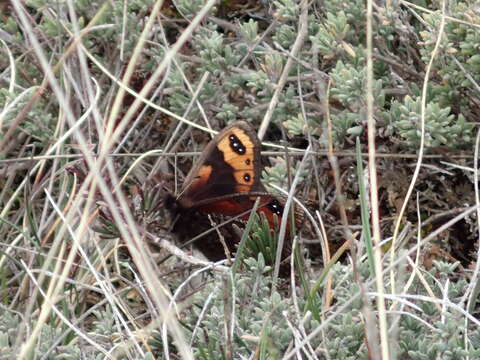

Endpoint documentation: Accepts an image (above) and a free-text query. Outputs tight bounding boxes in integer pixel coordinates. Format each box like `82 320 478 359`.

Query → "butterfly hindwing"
195 195 284 220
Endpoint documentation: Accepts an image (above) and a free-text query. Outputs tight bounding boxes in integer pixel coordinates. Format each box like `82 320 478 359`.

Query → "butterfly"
165 121 296 263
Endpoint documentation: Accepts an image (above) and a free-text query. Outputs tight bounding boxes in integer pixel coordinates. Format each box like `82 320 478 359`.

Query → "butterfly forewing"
179 121 264 208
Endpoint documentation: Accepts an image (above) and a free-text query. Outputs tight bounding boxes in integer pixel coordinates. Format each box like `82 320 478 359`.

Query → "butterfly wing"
178 121 265 208
177 121 292 228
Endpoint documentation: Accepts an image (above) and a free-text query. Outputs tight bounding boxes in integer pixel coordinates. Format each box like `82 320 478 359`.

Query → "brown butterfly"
165 121 296 263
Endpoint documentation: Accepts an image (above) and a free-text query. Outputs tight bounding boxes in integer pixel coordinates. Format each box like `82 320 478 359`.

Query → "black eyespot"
268 199 283 216
244 173 251 182
245 158 251 165
229 134 246 155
